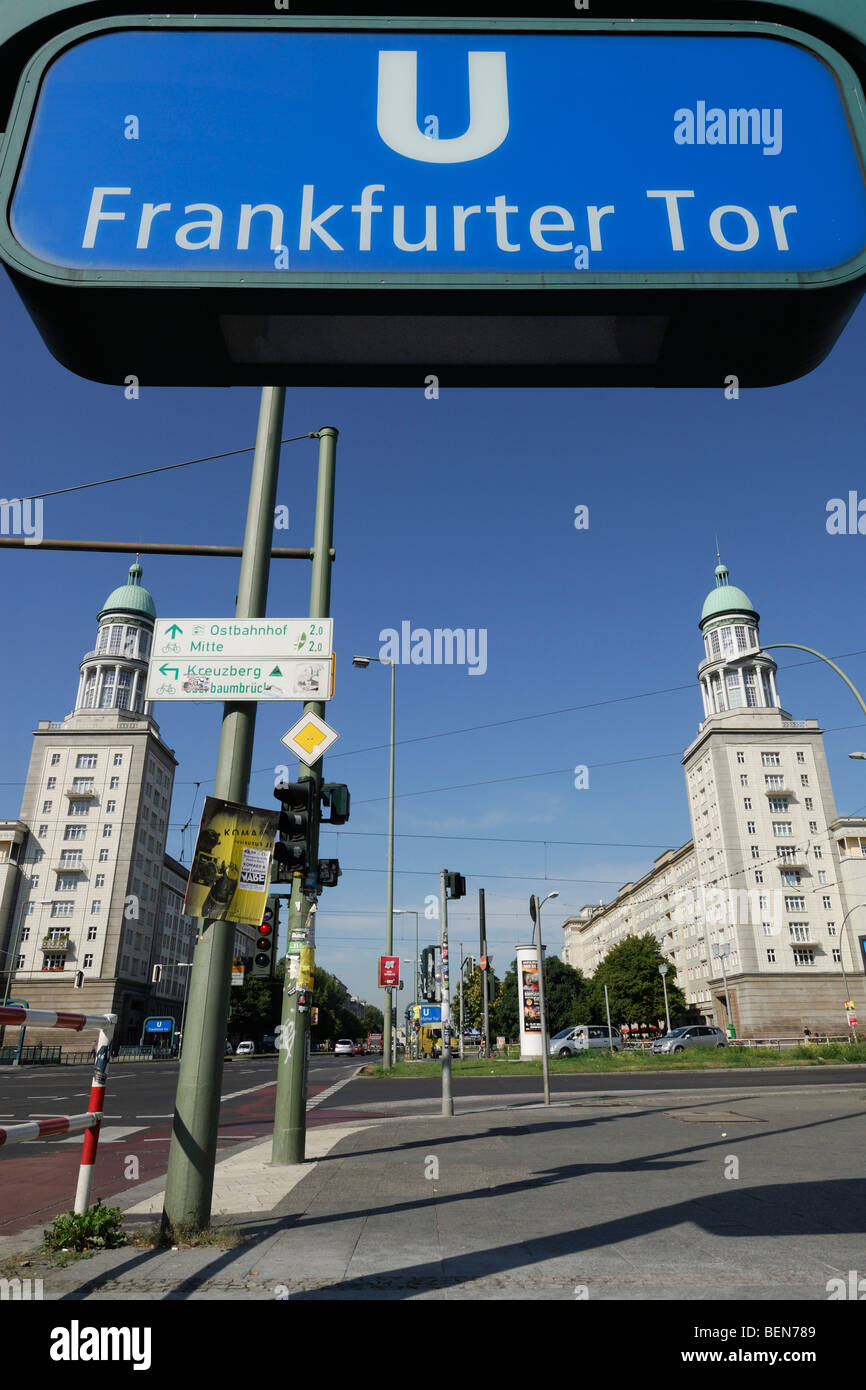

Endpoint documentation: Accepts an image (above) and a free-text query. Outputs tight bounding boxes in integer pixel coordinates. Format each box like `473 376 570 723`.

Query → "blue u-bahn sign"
1 15 866 385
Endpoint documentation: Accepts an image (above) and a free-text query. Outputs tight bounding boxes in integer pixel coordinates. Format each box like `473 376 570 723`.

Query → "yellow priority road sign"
281 712 339 766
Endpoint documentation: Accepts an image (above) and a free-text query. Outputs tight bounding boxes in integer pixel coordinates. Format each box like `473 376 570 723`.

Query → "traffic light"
317 858 341 888
445 871 466 899
321 783 351 825
151 964 163 983
252 897 280 978
420 945 438 1001
272 780 316 882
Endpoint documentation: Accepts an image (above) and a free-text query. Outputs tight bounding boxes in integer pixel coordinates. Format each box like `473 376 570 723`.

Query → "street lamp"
395 909 420 1057
530 890 559 1106
658 962 672 1034
353 653 396 1070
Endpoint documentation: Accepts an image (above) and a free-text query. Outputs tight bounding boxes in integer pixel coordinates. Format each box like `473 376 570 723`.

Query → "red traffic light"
258 922 273 936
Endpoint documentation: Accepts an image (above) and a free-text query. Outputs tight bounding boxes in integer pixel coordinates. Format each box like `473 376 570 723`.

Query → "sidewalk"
11 1082 866 1300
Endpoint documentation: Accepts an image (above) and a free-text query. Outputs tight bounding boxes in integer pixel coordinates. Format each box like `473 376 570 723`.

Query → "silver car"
548 1024 622 1056
334 1038 355 1056
652 1025 727 1054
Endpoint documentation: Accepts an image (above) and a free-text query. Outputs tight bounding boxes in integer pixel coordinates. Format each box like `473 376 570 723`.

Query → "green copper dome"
97 561 156 621
700 563 758 627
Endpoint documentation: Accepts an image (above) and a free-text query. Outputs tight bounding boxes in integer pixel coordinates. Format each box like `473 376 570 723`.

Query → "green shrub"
43 1201 127 1252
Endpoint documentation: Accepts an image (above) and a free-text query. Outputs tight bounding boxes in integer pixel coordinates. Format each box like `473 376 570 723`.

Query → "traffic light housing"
272 780 316 882
317 858 342 888
321 783 351 825
252 897 280 978
445 871 466 899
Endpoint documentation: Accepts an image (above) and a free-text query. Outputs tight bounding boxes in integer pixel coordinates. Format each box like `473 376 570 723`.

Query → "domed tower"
75 561 156 716
697 561 780 719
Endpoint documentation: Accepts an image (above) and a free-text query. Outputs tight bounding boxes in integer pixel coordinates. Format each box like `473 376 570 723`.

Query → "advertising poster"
521 959 541 1032
184 795 279 926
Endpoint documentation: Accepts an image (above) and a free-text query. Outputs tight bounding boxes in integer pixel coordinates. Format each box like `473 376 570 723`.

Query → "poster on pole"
184 796 279 926
521 959 541 1032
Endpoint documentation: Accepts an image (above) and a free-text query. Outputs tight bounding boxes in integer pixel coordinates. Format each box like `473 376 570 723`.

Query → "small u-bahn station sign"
1 9 866 385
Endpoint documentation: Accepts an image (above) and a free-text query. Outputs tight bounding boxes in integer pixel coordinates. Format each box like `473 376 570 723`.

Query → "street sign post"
146 618 334 703
3 14 866 385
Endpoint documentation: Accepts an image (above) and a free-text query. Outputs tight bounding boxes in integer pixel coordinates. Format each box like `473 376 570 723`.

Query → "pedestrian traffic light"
445 871 466 899
252 897 280 978
317 858 341 888
321 783 351 825
420 945 438 1001
272 780 316 881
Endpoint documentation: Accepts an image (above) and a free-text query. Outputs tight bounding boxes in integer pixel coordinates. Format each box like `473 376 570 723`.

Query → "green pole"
161 386 286 1232
440 869 454 1116
272 427 338 1165
384 658 396 1069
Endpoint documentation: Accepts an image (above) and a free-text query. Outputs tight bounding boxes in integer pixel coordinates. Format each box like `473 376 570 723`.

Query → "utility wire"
19 433 318 504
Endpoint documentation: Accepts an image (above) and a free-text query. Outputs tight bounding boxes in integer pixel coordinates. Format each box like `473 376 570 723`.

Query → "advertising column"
516 943 546 1059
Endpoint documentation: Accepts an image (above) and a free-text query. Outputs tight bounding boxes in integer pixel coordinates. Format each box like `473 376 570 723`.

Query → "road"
0 1056 361 1239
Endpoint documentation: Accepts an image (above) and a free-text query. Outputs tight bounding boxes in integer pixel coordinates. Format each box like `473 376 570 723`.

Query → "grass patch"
361 1040 866 1079
134 1219 245 1250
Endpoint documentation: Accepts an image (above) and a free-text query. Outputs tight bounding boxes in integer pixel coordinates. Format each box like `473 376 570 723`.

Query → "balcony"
41 933 71 951
764 785 793 798
65 786 97 799
775 852 807 869
53 862 85 874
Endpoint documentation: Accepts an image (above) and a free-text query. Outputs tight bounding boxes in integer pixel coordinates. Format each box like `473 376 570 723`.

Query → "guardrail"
0 1005 116 1214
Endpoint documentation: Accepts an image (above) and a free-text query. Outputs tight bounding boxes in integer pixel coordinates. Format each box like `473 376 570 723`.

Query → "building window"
113 754 123 766
765 775 784 790
809 821 818 833
110 777 120 790
804 797 813 811
42 952 65 971
116 671 133 709
46 778 56 790
69 801 90 817
736 751 745 764
60 850 82 866
800 775 809 787
98 849 110 862
818 870 828 885
792 948 815 967
784 896 805 911
768 797 789 813
772 822 792 837
38 825 48 837
758 894 769 910
751 845 760 859
754 871 764 884
99 671 115 707
777 846 797 862
813 845 823 860
106 800 116 813
55 875 79 892
50 902 74 918
780 870 801 886
827 922 837 936
767 949 776 963
83 954 94 969
108 625 123 653
20 927 30 941
76 755 97 769
90 900 101 914
796 752 805 763
747 821 756 834
743 797 752 810
740 775 749 787
789 923 811 942
63 826 86 841
50 754 61 766
762 922 774 936
72 778 94 793
761 752 781 766
102 825 112 838
95 874 105 888
87 924 98 940
832 948 842 963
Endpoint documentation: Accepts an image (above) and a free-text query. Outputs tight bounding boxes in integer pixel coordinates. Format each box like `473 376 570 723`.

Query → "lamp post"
658 962 671 1034
529 890 558 1106
353 653 396 1070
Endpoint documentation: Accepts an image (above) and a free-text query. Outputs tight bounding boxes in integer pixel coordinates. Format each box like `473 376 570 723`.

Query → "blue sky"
3 273 866 1001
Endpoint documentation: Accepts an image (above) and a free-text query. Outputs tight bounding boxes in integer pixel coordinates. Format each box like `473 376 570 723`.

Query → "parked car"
235 1040 255 1056
334 1038 355 1056
652 1025 727 1054
549 1024 622 1056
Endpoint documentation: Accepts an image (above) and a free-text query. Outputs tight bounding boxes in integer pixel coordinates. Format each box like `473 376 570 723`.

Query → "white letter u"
377 50 508 164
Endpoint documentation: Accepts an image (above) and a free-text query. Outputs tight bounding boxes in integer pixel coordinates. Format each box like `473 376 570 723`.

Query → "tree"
591 933 686 1030
492 959 519 1039
452 965 484 1030
229 976 280 1038
360 1004 384 1034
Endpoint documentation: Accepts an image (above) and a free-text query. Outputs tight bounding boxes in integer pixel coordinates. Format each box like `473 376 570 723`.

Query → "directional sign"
420 1005 442 1023
145 618 334 702
281 713 339 766
3 17 866 386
